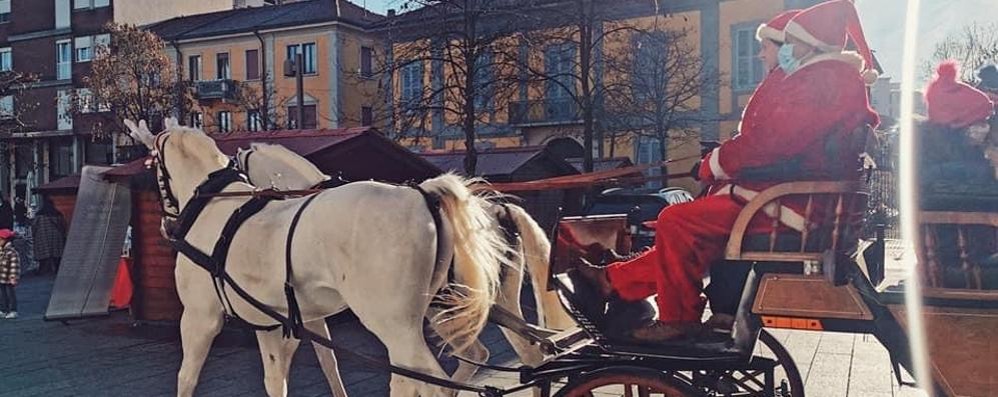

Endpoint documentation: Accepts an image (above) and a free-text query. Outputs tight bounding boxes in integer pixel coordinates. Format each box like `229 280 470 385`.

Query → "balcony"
195 79 239 102
508 98 580 126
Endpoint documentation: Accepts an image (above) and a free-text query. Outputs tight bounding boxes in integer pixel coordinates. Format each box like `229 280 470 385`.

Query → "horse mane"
249 142 330 185
170 126 229 169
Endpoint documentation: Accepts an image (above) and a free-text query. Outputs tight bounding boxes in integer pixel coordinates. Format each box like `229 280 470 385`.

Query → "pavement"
1 255 929 397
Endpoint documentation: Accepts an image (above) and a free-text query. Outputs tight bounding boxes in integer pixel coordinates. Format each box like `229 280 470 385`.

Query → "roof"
420 146 574 177
150 0 384 41
567 157 635 173
212 127 373 156
34 174 83 193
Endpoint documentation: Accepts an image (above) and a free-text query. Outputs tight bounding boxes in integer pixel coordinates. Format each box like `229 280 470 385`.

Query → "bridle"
147 132 182 223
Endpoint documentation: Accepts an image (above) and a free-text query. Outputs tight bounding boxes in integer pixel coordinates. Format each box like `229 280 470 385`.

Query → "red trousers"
606 195 768 323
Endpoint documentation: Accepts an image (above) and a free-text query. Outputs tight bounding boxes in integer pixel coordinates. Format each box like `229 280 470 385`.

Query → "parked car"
584 187 694 249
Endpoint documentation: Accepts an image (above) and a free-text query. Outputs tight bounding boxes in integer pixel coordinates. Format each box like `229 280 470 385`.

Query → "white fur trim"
784 21 840 52
713 185 808 231
756 25 785 43
788 51 865 78
708 147 730 181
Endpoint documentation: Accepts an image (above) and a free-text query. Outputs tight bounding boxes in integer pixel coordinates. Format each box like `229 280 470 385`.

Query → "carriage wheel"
758 329 805 397
685 330 804 397
554 366 699 397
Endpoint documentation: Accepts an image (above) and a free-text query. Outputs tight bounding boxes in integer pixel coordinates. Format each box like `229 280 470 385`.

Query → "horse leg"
379 329 451 397
305 319 349 397
427 307 488 397
256 327 300 397
176 308 224 397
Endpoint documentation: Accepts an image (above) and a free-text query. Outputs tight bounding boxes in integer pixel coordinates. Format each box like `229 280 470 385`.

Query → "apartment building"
149 0 383 135
0 0 246 205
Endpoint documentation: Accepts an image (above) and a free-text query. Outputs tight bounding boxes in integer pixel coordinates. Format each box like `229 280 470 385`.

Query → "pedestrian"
0 193 13 230
0 228 20 319
32 197 66 276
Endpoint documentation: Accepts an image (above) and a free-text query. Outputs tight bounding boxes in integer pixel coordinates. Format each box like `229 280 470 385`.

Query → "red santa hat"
784 0 878 84
0 229 13 239
756 9 801 43
925 61 995 129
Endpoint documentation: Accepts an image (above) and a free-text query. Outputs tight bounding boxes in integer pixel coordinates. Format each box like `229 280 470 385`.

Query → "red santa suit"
605 0 881 324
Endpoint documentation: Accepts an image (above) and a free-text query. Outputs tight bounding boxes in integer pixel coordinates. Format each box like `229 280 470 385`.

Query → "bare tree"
0 71 40 134
923 22 998 82
229 72 289 131
603 26 721 185
517 0 648 172
75 23 195 142
381 0 531 175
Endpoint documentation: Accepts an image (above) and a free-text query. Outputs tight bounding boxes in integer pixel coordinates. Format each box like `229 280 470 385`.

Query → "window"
544 43 575 120
94 33 110 52
74 0 109 10
0 47 11 72
216 53 230 80
49 139 75 180
636 136 663 188
76 88 94 113
0 0 10 23
360 46 373 78
217 111 231 133
14 144 31 178
633 32 665 101
400 61 423 104
286 105 317 129
75 36 92 62
85 138 113 165
188 55 202 81
57 40 72 80
286 43 316 74
361 106 373 126
473 52 493 110
0 95 13 119
56 0 71 28
189 112 203 128
57 90 73 130
733 25 764 91
245 49 259 80
247 110 262 131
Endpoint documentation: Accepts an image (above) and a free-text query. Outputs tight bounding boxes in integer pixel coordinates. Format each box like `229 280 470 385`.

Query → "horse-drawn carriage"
125 118 996 397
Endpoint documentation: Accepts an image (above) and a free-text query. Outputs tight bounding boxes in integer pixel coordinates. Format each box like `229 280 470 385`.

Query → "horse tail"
418 173 514 354
501 204 551 326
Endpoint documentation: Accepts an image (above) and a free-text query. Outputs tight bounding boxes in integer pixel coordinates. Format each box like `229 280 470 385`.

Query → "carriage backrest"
724 124 876 267
918 212 998 290
549 215 630 290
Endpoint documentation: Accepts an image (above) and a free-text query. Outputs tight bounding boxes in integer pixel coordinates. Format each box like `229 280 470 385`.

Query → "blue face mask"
778 44 800 74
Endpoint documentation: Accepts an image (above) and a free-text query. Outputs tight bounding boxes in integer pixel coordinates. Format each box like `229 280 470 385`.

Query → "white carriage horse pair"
123 119 565 397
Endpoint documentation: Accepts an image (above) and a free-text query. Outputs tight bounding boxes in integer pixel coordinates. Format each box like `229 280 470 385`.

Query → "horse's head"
237 142 329 190
124 117 230 218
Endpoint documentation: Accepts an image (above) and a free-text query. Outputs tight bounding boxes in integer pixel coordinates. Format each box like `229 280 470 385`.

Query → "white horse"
234 142 574 393
124 119 517 397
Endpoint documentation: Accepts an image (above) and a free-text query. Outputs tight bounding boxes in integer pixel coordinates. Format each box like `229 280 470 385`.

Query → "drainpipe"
170 40 186 123
254 30 270 130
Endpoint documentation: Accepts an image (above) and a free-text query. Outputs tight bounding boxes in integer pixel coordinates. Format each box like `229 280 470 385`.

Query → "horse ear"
123 119 156 149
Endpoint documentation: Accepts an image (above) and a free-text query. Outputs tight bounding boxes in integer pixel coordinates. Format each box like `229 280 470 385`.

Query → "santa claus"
573 0 881 343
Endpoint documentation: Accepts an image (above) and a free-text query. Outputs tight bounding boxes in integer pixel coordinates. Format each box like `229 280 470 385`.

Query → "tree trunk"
579 0 594 173
462 0 479 176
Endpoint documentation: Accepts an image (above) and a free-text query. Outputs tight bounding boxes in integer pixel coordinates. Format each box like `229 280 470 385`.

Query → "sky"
359 0 998 81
